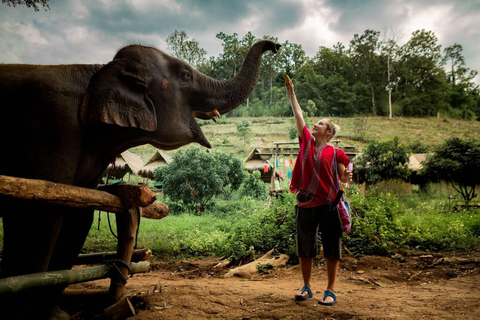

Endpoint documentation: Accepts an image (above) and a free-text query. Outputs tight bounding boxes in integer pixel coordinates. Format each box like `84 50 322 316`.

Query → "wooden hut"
107 151 145 181
138 149 173 180
244 148 276 183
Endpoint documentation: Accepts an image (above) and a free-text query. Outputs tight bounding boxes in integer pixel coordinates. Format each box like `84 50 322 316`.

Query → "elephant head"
80 40 281 150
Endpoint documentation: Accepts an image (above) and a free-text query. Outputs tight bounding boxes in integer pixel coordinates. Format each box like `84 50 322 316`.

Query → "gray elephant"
0 39 280 319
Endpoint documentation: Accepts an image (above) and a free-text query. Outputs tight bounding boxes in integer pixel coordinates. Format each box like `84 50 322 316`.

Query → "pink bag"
334 148 352 233
337 199 351 233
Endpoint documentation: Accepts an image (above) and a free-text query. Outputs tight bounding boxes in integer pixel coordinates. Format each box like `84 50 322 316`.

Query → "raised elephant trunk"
194 40 281 120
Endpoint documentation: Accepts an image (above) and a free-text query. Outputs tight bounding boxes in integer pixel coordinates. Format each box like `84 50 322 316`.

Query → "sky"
1 0 480 83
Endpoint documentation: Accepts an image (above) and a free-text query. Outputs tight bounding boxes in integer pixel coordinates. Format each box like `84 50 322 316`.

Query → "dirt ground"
63 250 480 320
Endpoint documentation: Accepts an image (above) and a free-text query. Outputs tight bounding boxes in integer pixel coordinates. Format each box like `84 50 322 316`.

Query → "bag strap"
333 147 345 205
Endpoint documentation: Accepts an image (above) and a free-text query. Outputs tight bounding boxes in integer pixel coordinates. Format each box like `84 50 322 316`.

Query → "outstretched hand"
285 74 295 96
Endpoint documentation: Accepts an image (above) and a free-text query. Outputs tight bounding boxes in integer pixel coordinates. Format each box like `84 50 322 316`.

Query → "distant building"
106 151 145 182
138 149 173 180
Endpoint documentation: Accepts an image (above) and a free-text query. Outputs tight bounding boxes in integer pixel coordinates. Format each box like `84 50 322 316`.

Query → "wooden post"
108 206 140 303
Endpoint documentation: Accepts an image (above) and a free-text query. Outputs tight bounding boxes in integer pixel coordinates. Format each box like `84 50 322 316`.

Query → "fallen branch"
224 249 289 279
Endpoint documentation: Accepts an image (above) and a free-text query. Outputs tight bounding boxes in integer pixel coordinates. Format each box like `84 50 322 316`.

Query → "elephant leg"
0 201 64 319
9 208 93 320
28 209 94 320
1 201 64 277
48 208 94 272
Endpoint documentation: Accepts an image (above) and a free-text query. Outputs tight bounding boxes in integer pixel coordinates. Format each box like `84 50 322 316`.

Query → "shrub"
153 147 245 212
238 171 268 199
355 137 411 184
221 193 297 264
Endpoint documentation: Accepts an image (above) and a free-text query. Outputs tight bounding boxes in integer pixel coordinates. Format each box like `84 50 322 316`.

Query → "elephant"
0 39 280 319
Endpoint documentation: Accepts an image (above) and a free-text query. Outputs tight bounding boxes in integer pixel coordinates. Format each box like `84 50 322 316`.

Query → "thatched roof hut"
244 148 285 183
138 149 173 179
408 153 428 171
107 150 145 180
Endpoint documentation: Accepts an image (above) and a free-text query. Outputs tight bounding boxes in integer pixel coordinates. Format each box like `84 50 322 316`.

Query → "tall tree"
397 29 448 116
348 29 384 115
443 43 465 86
166 30 207 68
381 27 403 119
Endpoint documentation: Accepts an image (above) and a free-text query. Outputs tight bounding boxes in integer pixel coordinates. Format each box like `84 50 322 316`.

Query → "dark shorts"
295 204 342 259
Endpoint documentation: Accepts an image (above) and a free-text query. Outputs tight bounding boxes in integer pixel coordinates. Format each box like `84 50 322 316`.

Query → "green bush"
238 171 268 199
154 147 245 213
221 193 297 264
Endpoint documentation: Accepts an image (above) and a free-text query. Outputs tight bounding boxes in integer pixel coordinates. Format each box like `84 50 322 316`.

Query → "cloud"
0 0 479 82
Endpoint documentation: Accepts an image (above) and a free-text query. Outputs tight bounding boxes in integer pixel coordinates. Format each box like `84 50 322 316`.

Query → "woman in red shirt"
285 75 352 306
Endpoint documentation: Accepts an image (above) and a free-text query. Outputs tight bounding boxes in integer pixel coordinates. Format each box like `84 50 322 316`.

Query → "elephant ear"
80 59 157 131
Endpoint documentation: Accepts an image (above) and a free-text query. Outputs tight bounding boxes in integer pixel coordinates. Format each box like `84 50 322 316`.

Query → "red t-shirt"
289 126 350 205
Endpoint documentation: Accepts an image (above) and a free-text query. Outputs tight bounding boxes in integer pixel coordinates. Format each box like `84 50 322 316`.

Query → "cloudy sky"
1 0 480 82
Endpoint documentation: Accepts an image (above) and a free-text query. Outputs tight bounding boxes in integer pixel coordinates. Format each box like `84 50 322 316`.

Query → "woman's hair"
325 119 340 142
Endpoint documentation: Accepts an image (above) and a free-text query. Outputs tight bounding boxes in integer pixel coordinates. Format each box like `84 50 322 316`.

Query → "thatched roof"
108 150 145 179
408 153 428 171
138 149 173 179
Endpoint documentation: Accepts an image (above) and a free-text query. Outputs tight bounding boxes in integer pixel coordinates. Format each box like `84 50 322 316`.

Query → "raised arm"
285 75 305 139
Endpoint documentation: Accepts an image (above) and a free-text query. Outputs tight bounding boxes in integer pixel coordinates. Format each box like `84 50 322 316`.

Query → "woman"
285 75 352 306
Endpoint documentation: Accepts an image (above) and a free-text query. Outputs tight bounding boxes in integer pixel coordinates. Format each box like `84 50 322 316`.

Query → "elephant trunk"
196 40 281 119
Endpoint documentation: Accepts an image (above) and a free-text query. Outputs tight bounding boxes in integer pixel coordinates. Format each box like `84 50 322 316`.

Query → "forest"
166 29 480 121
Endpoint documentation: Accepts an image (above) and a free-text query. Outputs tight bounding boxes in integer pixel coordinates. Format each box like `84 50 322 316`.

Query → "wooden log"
97 183 156 207
74 248 152 265
0 175 125 213
0 175 169 217
140 202 169 219
0 261 150 294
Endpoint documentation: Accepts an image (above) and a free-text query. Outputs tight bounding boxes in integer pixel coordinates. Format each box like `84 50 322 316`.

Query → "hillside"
130 116 480 162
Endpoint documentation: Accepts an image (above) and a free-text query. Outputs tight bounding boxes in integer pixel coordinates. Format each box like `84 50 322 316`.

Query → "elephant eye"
181 70 192 81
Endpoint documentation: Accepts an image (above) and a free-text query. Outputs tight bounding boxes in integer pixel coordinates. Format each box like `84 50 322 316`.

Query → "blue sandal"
295 285 313 301
318 290 337 306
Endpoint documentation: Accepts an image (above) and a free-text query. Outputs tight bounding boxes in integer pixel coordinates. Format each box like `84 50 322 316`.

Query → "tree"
166 30 207 68
381 27 403 119
2 0 49 11
153 148 245 212
420 138 480 202
356 137 411 185
443 43 466 86
348 29 384 115
397 29 449 116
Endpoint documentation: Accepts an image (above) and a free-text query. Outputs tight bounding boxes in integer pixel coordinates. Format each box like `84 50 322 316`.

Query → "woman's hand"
285 75 295 97
342 168 353 183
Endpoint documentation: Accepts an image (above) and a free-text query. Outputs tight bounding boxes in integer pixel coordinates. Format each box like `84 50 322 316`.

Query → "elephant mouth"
192 109 222 123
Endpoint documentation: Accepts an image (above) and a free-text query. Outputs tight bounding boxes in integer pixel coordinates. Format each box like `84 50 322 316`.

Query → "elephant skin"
0 39 280 319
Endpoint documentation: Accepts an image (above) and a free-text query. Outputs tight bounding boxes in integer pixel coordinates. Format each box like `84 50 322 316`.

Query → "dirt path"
64 250 480 320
